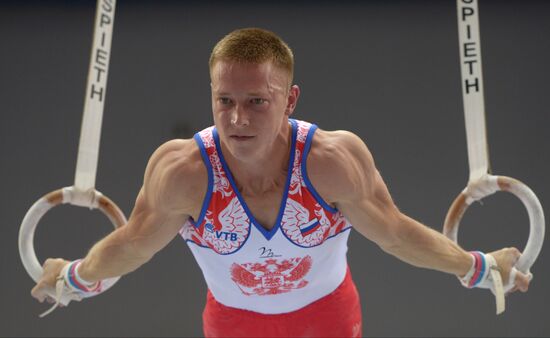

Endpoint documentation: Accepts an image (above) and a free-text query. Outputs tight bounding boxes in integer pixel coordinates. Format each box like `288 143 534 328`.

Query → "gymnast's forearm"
77 225 153 283
382 213 472 277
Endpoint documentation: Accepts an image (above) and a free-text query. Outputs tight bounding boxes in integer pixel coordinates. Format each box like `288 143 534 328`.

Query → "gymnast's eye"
250 98 266 105
218 97 232 105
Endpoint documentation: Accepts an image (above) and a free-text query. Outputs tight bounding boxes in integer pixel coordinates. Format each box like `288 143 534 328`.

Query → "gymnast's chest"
239 187 285 231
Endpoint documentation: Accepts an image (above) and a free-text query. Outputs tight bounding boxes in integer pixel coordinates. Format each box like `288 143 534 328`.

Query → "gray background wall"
1 0 549 336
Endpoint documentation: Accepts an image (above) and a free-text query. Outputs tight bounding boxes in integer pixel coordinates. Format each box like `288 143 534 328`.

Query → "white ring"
19 186 127 305
444 175 545 274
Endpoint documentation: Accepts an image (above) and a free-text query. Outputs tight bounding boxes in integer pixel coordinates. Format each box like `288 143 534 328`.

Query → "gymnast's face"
210 60 299 162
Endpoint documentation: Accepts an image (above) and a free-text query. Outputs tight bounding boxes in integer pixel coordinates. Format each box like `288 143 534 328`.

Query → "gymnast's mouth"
230 135 255 141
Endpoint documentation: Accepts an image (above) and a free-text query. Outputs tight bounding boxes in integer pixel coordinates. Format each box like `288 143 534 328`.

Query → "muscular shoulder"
143 138 206 215
306 129 376 204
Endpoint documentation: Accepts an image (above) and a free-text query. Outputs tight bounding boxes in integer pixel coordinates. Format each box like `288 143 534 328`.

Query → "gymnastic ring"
444 175 545 274
19 186 127 304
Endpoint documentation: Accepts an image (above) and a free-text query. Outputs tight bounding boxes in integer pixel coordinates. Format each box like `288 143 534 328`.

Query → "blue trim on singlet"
191 133 214 227
212 120 298 241
182 132 251 256
187 225 352 250
193 131 253 256
301 124 339 214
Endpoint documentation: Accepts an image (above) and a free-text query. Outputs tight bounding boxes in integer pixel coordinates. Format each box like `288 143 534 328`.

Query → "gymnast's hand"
488 247 531 294
31 258 70 303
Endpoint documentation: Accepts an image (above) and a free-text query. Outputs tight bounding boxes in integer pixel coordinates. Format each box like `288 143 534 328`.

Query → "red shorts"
203 268 362 337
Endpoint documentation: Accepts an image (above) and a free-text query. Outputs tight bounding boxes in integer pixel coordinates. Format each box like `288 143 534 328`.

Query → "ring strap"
457 0 490 182
456 0 502 314
446 0 544 316
486 255 505 314
74 0 116 193
39 276 77 318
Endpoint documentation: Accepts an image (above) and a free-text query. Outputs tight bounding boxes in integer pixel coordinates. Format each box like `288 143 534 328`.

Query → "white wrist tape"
70 260 101 291
458 252 520 314
458 252 476 287
459 251 490 288
39 260 102 318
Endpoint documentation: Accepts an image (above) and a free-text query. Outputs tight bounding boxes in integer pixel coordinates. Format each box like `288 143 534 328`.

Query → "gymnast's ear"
285 84 300 117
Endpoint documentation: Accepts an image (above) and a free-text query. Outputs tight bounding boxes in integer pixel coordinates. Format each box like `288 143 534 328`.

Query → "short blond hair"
209 28 294 85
